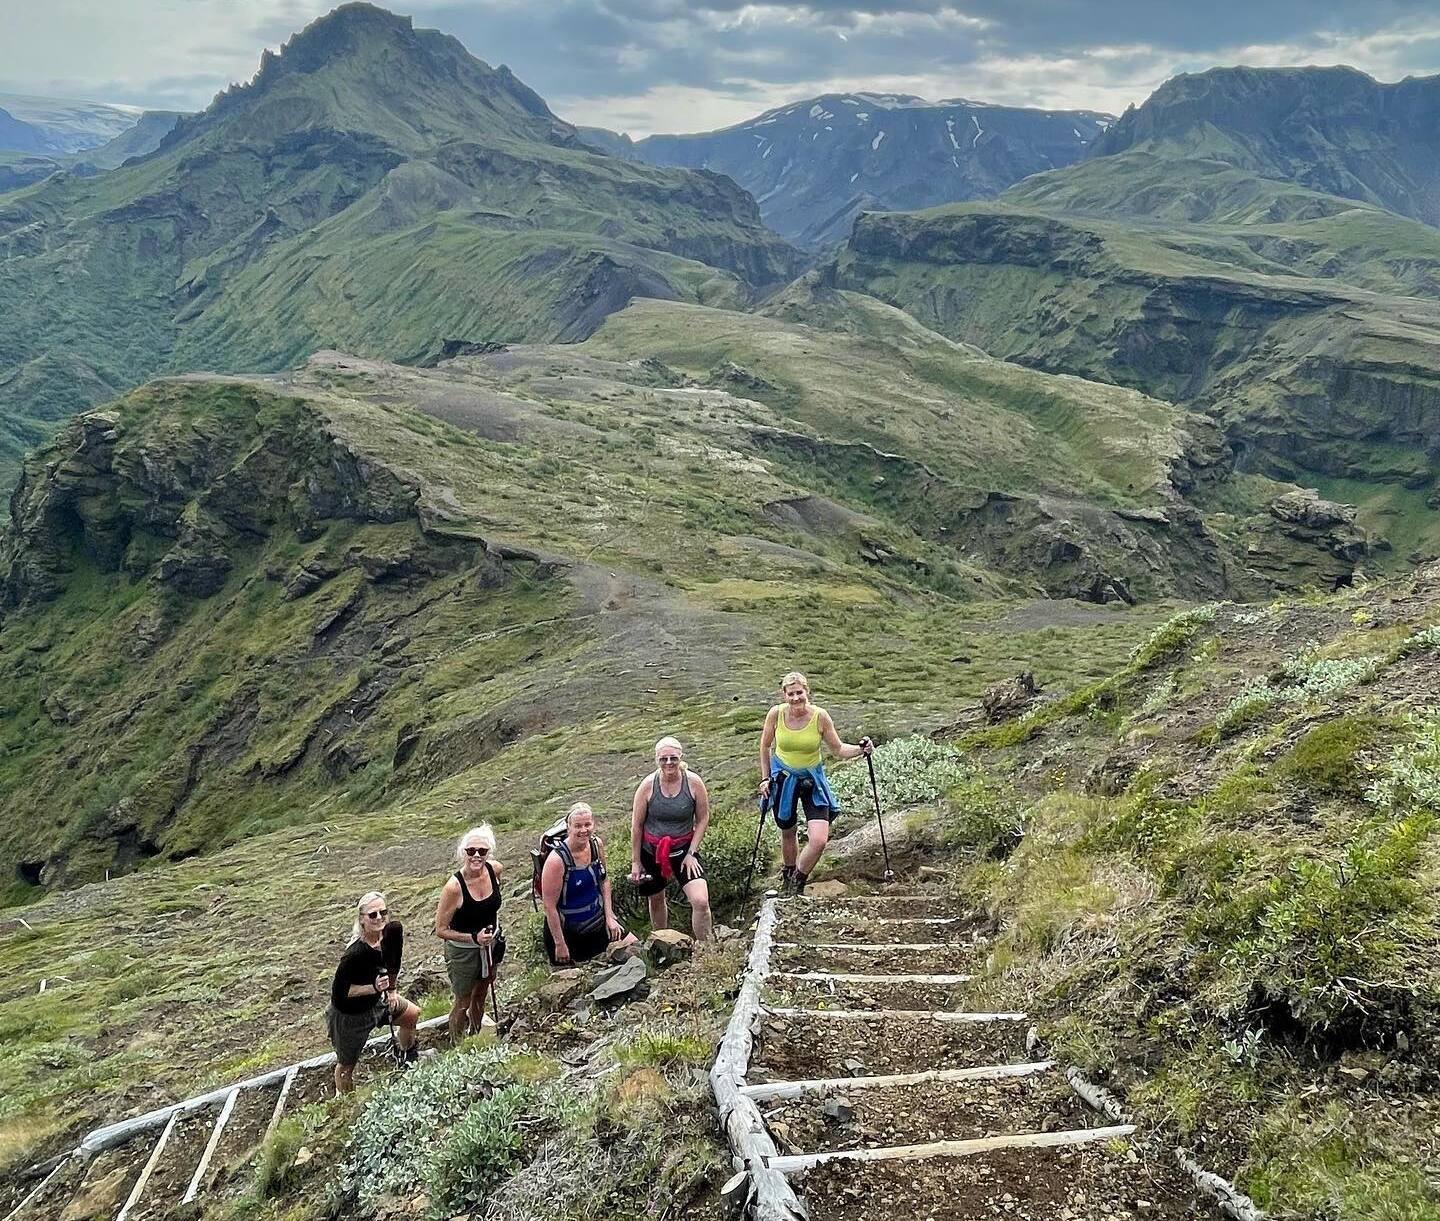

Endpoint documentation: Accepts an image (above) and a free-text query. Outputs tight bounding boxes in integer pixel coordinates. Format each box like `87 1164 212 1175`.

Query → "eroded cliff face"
834 207 1440 495
1 384 444 608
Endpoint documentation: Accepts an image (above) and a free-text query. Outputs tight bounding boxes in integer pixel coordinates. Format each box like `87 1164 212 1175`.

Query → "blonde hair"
780 670 810 694
566 801 594 826
456 824 497 862
654 735 684 759
349 890 386 945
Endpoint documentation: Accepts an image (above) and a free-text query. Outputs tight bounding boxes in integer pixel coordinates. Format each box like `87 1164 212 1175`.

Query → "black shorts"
771 775 838 830
635 844 702 896
543 916 613 965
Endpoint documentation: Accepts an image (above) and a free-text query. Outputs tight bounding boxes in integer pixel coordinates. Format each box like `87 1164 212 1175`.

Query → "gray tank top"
645 771 696 838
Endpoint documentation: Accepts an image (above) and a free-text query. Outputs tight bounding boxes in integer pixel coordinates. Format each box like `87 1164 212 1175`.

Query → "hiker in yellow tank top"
759 670 872 895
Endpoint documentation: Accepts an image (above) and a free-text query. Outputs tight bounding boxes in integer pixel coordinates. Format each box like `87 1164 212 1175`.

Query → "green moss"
1244 1099 1440 1221
1276 715 1381 798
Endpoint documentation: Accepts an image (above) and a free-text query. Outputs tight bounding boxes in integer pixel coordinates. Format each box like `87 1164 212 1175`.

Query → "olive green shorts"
444 936 505 996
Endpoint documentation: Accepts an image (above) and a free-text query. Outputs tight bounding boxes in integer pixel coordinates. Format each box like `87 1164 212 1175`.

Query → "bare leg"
781 826 798 869
797 819 830 876
683 877 712 941
648 892 669 930
394 998 419 1050
447 993 469 1042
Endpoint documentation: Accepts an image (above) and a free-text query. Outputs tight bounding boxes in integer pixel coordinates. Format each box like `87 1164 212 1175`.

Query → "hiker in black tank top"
434 825 506 1042
629 735 713 941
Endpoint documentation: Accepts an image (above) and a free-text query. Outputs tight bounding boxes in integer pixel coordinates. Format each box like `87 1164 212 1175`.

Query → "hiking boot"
780 865 796 894
792 870 809 896
402 1043 419 1066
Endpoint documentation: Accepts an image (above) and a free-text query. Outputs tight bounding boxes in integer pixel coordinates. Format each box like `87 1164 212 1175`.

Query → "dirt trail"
729 887 1235 1220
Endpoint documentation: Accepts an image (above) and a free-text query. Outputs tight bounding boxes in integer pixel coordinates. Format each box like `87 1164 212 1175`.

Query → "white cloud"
1 0 1439 131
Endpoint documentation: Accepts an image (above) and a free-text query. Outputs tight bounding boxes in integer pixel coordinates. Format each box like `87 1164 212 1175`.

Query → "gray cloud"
2 1 1439 134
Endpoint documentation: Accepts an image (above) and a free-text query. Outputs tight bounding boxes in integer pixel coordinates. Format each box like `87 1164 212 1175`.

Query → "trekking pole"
864 747 895 882
743 783 769 898
481 939 502 1030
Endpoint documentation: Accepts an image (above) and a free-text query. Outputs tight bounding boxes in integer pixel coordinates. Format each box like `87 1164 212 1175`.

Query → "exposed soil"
797 1143 1213 1220
201 1083 282 1200
751 1014 1030 1083
772 943 989 976
794 895 963 920
767 1071 1099 1154
770 976 981 1013
129 1106 219 1216
776 913 979 945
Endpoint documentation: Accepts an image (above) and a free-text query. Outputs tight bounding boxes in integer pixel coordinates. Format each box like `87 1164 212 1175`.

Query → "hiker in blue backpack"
759 670 872 895
540 802 637 966
629 735 713 941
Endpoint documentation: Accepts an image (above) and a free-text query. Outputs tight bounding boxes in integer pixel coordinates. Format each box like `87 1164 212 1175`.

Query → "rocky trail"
714 889 1255 1221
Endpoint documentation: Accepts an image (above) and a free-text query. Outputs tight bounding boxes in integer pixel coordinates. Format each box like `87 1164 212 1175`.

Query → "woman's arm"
759 707 779 787
630 778 650 881
597 838 624 938
819 709 869 760
540 852 569 958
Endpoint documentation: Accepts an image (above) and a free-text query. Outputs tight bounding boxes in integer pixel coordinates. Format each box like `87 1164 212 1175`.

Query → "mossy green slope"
832 188 1440 562
937 578 1440 1221
0 3 798 499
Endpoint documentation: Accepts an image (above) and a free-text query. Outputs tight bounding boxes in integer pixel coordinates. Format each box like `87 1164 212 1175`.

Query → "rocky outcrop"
983 673 1041 723
750 422 1363 601
1092 65 1440 229
0 383 461 610
834 203 1440 495
1243 491 1373 591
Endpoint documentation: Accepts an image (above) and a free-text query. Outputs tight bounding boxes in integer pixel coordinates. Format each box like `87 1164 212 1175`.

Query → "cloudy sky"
6 1 1440 134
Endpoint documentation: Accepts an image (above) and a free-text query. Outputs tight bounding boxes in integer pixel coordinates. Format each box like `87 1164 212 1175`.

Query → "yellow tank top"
774 708 822 768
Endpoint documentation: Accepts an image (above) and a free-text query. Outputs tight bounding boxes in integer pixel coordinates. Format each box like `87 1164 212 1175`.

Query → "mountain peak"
174 2 567 152
267 3 417 72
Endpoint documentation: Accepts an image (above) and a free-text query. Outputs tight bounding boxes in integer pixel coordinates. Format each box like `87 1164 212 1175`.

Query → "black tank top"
451 863 501 934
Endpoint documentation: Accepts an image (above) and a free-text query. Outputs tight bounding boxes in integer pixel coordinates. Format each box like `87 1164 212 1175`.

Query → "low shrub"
830 735 969 810
1243 1099 1440 1220
1220 812 1435 1037
1129 604 1219 670
1366 711 1440 813
338 1043 587 1219
1276 715 1378 798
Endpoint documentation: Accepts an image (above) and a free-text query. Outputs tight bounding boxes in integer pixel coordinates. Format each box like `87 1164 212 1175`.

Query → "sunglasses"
365 909 388 920
464 846 490 857
658 755 681 763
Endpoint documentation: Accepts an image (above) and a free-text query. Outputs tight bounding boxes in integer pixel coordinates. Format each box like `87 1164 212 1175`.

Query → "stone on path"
537 968 586 1008
645 928 694 967
591 954 648 1001
804 880 849 899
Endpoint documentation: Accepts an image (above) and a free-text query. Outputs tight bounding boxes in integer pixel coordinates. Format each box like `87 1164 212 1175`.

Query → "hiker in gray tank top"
629 735 712 940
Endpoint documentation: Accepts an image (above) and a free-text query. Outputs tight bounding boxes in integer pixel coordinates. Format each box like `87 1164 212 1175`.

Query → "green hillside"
0 3 798 500
831 183 1440 562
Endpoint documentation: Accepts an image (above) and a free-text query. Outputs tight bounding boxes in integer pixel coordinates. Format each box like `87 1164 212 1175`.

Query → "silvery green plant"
830 735 971 809
1216 650 1384 734
1366 711 1440 813
338 1043 585 1217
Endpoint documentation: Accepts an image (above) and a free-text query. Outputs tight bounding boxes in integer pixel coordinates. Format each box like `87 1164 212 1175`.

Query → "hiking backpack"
530 821 604 910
